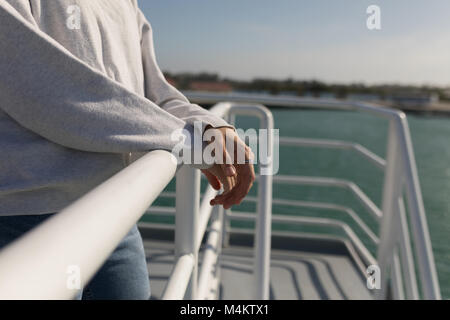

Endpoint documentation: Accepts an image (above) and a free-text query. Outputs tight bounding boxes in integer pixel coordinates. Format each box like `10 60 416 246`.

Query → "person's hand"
201 126 255 210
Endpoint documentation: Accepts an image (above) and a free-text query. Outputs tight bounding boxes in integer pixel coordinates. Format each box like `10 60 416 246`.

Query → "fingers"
213 143 237 203
221 142 236 177
211 187 232 207
210 163 255 209
206 129 256 209
221 163 236 177
224 165 255 208
222 139 255 207
235 165 256 203
223 175 235 193
230 137 255 167
207 160 237 206
201 169 221 190
210 174 235 205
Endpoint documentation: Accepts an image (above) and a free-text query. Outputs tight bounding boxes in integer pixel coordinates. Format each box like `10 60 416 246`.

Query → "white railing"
183 93 441 300
0 101 274 300
0 93 441 300
0 150 178 299
162 102 274 300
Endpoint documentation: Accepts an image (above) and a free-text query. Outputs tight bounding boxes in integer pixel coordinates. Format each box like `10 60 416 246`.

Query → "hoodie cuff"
182 123 214 170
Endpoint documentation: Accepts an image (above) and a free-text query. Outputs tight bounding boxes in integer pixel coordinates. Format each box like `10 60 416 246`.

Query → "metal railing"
146 95 441 300
183 93 440 300
0 94 441 300
0 150 178 299
0 101 274 300
162 102 274 300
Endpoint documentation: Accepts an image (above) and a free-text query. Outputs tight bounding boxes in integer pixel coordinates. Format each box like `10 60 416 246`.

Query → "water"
145 108 450 299
250 109 450 299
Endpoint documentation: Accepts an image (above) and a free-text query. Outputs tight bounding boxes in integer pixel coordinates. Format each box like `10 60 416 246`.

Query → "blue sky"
138 0 450 86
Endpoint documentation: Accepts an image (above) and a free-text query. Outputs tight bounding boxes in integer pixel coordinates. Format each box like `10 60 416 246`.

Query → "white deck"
140 225 373 300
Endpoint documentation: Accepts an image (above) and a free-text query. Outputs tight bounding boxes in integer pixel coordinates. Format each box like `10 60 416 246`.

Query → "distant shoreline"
185 90 450 118
204 103 450 118
376 101 450 117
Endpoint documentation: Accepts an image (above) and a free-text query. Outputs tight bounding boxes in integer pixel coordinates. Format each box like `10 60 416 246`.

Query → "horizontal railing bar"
185 92 356 111
275 198 379 244
138 222 174 231
353 144 386 170
279 137 386 170
0 150 178 299
159 191 176 198
147 196 379 245
154 188 210 201
161 254 195 300
156 177 382 224
228 211 377 267
240 195 379 245
138 221 351 242
146 206 176 215
185 92 406 121
269 175 383 219
226 227 349 243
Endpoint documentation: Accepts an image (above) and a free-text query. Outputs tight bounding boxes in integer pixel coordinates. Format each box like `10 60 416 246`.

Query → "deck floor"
142 233 373 300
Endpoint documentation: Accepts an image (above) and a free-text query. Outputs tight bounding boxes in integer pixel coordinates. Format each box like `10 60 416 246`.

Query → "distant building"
189 81 233 93
390 92 439 108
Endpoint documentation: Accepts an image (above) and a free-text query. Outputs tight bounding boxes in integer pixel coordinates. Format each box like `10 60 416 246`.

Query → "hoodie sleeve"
0 2 196 154
135 6 235 132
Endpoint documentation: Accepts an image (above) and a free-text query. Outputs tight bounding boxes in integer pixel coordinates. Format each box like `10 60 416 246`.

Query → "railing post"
395 197 419 299
395 116 441 299
254 173 273 300
378 114 441 300
377 119 403 299
222 209 231 247
391 250 405 300
175 166 201 299
221 112 236 249
253 112 274 300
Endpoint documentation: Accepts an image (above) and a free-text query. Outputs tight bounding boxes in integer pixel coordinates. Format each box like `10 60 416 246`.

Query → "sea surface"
146 108 450 299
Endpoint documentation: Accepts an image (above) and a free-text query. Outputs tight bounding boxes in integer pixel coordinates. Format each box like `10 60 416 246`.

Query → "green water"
145 109 450 299
264 109 450 299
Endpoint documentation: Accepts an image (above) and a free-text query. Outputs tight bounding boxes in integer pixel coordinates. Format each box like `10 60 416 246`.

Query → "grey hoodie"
0 0 231 216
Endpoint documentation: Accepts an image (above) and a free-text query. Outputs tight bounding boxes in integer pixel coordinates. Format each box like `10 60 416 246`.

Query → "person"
0 0 255 300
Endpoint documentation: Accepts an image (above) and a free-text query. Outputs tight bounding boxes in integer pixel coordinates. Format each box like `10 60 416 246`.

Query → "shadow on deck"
138 224 373 300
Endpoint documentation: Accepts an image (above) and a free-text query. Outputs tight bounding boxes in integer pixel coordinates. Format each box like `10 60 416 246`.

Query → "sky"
138 0 450 86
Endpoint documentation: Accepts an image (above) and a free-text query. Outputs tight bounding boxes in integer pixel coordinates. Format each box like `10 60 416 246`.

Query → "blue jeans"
0 213 151 300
